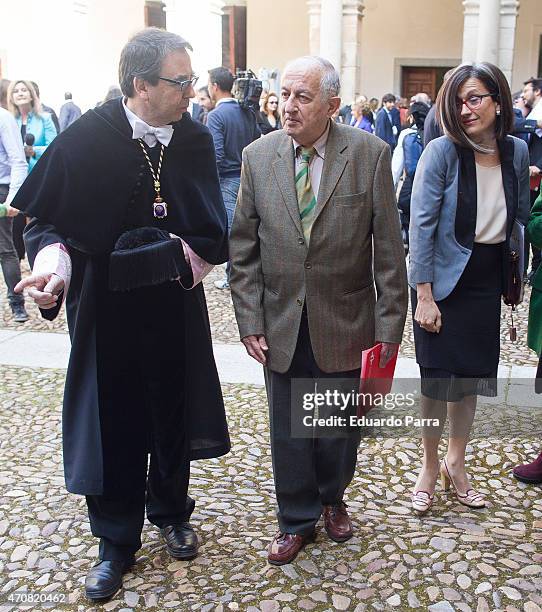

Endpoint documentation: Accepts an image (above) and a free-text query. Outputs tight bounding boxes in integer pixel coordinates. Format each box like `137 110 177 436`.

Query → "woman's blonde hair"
7 80 42 117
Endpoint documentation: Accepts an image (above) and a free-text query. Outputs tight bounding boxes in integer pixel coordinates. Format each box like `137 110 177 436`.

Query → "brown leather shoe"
323 502 353 542
267 531 315 565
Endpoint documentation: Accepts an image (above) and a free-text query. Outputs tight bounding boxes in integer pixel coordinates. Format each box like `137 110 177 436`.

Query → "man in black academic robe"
14 28 229 602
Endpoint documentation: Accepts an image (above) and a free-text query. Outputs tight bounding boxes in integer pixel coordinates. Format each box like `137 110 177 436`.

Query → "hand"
24 145 35 158
14 273 65 309
529 165 541 177
379 342 399 368
6 205 19 218
241 334 268 365
414 296 442 333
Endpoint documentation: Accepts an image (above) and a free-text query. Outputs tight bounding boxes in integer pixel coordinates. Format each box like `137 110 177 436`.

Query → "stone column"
341 0 364 104
307 0 321 56
461 0 480 64
498 0 520 83
319 0 343 72
476 0 501 64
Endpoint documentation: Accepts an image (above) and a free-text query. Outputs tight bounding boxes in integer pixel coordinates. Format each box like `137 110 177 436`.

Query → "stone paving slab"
0 331 70 369
2 263 540 367
2 331 536 390
0 333 265 386
1 367 541 611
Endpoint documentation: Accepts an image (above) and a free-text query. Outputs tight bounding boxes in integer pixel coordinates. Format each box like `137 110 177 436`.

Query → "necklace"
137 139 167 219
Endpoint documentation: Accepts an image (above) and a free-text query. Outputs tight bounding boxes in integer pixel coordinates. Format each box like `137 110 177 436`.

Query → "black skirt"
411 242 504 401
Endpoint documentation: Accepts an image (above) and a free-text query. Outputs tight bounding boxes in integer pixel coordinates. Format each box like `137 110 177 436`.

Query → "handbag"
503 220 525 341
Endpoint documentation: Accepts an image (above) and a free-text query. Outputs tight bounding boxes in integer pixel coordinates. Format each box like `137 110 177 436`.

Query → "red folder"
530 174 541 192
358 343 398 417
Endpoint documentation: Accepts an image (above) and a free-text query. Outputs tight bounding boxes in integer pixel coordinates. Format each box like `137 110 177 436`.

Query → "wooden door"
402 67 437 100
222 6 247 73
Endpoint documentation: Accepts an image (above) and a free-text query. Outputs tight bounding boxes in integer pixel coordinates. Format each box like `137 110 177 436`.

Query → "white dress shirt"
292 121 331 199
122 98 174 147
0 107 28 205
526 97 542 139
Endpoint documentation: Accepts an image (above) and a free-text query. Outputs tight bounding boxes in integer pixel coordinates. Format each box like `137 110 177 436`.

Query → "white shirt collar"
215 97 237 107
122 98 174 147
292 121 330 160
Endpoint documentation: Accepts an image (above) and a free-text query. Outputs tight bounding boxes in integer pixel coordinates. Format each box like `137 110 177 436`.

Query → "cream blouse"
475 163 507 244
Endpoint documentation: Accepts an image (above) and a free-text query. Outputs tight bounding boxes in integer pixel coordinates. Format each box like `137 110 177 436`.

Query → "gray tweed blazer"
229 120 408 373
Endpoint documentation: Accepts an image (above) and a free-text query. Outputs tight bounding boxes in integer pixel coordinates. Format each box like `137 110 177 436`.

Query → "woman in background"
352 102 374 133
8 80 57 173
258 92 281 135
7 80 57 259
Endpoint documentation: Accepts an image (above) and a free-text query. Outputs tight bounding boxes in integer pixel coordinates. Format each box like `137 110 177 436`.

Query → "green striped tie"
295 146 317 244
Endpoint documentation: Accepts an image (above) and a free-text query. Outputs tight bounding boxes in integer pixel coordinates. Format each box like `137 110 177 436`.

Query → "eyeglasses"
158 75 199 92
268 101 278 105
455 92 497 111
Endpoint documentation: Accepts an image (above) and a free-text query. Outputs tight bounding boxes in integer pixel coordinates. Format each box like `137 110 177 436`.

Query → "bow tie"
132 120 174 147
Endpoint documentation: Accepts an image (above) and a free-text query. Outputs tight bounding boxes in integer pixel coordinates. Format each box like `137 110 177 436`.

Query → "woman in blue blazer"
408 63 530 514
7 80 57 260
8 80 57 172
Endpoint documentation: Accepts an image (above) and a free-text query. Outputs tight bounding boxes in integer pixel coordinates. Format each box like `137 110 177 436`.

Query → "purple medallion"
153 201 167 219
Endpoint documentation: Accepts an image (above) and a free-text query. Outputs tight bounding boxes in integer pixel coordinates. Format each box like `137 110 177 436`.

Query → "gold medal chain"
137 139 164 198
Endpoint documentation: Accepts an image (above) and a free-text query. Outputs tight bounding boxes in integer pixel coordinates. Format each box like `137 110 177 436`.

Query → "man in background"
374 93 401 151
59 92 82 131
207 66 260 289
520 77 542 283
196 86 214 124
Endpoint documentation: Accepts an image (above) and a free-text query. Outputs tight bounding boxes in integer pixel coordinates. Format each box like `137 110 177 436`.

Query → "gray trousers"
264 311 361 536
0 185 24 308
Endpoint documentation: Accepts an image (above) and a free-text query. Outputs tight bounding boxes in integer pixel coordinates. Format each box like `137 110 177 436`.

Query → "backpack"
403 130 423 178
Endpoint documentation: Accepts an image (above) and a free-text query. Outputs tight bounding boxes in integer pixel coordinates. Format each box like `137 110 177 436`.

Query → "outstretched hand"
14 273 65 310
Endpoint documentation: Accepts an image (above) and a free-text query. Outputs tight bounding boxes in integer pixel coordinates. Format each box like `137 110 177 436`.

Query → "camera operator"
207 67 261 289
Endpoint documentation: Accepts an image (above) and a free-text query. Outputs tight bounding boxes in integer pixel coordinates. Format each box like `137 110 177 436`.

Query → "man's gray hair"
119 27 193 97
284 56 341 100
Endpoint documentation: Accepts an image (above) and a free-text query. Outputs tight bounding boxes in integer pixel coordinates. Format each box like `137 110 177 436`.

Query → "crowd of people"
0 25 540 602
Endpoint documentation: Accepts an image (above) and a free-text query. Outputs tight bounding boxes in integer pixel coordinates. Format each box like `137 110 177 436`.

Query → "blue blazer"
408 135 530 301
15 111 57 171
375 107 401 150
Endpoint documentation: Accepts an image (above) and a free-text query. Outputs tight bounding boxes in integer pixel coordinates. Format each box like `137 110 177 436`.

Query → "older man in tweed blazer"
230 56 408 565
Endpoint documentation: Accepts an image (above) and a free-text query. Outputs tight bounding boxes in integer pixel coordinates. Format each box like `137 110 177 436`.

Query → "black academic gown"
13 98 230 496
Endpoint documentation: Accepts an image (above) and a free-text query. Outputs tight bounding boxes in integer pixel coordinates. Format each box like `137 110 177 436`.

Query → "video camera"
233 70 263 113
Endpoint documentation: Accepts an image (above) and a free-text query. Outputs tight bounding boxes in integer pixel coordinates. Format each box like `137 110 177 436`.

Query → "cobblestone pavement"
1 368 541 611
1 263 539 367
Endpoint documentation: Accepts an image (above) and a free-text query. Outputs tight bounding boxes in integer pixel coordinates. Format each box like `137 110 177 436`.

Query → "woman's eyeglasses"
159 75 199 92
455 92 497 111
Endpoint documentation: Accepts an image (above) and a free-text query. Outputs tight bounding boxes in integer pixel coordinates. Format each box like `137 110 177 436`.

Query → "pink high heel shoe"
411 490 434 514
440 458 486 509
